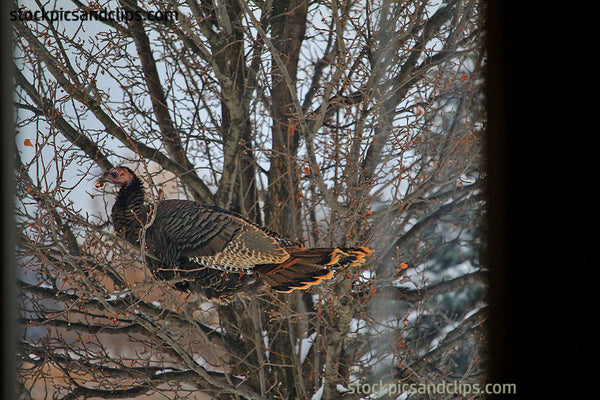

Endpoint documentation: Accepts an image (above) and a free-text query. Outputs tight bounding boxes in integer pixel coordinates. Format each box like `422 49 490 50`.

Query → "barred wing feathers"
149 200 290 272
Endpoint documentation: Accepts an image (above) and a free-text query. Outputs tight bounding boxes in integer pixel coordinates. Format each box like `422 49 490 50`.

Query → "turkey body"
100 167 373 302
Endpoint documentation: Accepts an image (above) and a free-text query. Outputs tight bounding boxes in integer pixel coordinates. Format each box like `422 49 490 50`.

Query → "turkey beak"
95 171 110 187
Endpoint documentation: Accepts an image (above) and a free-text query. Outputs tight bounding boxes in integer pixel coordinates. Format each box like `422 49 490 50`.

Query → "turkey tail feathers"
254 246 373 293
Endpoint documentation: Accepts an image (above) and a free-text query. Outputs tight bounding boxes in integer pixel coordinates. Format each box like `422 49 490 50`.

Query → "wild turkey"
97 166 373 301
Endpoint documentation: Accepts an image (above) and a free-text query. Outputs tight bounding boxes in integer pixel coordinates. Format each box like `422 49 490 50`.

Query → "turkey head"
97 166 136 187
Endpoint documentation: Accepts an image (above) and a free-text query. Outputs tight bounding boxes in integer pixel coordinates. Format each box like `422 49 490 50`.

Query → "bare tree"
14 0 486 399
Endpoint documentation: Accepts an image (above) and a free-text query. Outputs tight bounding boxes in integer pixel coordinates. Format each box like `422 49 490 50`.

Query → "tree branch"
120 0 195 175
239 0 345 216
371 271 486 303
14 67 113 172
379 192 483 268
15 19 215 203
18 280 226 343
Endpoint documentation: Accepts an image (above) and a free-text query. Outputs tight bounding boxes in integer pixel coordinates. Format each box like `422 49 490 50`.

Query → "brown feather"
254 247 373 293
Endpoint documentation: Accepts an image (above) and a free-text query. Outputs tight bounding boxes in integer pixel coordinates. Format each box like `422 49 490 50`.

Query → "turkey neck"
111 175 148 245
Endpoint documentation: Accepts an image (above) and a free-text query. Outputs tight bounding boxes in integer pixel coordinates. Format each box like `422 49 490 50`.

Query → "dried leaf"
287 121 297 136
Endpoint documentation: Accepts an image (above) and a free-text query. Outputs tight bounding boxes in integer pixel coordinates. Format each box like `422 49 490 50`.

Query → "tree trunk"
266 0 308 239
264 2 309 399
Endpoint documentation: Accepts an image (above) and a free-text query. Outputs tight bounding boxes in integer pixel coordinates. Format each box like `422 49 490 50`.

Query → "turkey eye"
110 171 118 177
